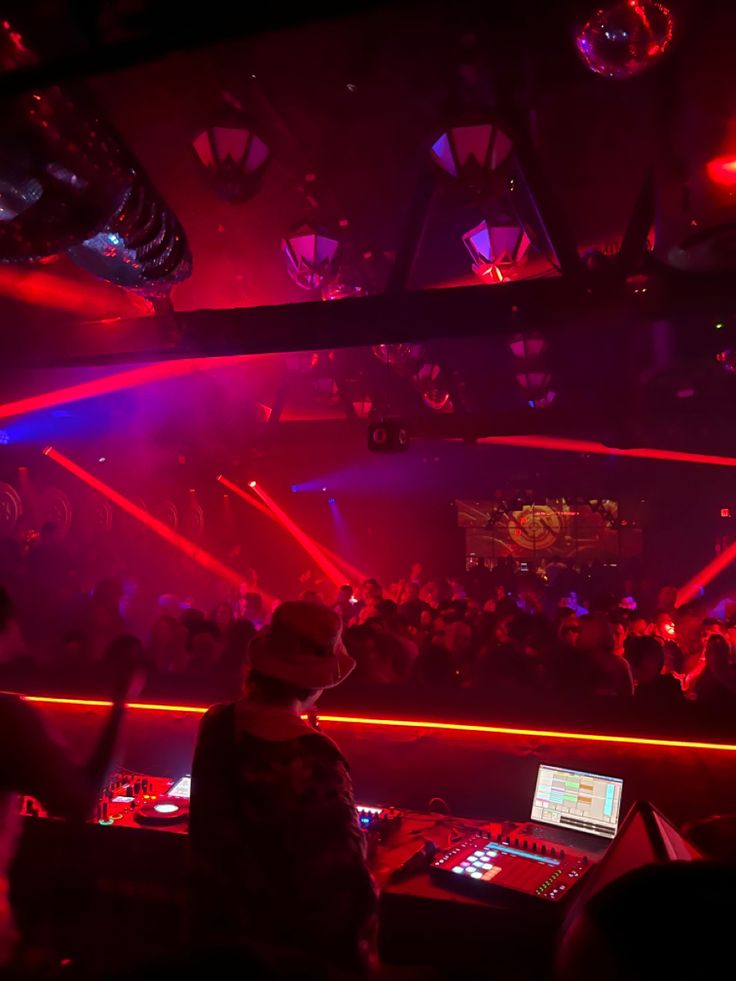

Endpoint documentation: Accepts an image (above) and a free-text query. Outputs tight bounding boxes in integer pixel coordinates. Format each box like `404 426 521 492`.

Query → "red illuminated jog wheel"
133 797 189 826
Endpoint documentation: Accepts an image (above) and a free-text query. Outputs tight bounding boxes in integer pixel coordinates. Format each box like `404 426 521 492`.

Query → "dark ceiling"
1 1 736 448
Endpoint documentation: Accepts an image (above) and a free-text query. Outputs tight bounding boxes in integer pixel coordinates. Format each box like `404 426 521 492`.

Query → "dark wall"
31 700 736 829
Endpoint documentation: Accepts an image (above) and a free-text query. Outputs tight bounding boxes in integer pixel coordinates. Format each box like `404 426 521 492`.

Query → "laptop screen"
530 765 623 839
168 775 191 799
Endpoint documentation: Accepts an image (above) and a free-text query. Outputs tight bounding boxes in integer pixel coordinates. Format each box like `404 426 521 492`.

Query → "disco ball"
576 1 674 79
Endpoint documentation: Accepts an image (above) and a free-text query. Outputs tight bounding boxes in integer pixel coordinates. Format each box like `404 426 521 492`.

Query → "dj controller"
22 770 191 831
20 769 596 907
431 832 590 904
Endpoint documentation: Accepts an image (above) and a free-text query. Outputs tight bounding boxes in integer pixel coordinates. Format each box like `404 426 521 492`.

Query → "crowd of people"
2 536 736 710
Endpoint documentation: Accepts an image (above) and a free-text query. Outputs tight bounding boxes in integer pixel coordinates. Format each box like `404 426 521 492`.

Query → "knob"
522 839 529 849
133 781 141 795
531 842 538 852
560 850 565 859
513 838 519 847
582 855 589 864
550 848 556 857
541 845 547 855
497 832 503 842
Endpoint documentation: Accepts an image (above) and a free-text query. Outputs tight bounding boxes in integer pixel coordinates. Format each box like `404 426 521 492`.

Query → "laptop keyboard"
524 823 582 845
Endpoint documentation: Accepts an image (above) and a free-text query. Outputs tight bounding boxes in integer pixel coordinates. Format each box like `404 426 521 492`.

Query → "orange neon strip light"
16 695 736 752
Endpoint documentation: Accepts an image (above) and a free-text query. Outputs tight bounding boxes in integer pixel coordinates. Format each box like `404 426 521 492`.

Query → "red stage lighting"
218 474 345 587
677 539 736 607
0 266 153 319
43 447 243 586
706 155 736 188
248 480 257 488
252 484 348 588
478 435 736 469
216 474 367 583
0 355 251 423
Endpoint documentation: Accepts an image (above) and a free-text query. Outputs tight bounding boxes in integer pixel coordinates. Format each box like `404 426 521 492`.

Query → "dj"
189 602 377 979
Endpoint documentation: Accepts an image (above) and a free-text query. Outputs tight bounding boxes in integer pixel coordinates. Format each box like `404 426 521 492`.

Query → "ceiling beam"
20 265 736 369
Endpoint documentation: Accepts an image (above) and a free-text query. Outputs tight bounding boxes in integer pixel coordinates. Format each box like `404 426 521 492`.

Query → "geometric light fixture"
463 215 531 282
192 114 270 202
351 393 374 419
281 224 339 291
515 369 552 397
430 121 513 192
508 328 554 409
508 332 547 359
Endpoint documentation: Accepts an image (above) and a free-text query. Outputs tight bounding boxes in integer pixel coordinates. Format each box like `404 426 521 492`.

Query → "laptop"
519 764 624 855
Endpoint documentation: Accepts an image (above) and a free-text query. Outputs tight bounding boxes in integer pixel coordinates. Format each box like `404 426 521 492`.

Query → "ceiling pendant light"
463 213 531 282
192 111 270 202
281 224 339 291
430 119 512 193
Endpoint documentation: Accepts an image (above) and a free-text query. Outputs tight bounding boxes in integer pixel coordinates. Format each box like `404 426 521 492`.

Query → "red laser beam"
43 447 243 587
15 693 736 752
0 265 153 319
250 481 346 588
217 475 368 583
0 355 251 423
676 539 736 607
478 435 736 469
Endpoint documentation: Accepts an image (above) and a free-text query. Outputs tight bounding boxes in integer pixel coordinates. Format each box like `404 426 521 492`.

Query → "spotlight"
291 484 299 493
328 498 336 505
248 480 257 488
0 430 10 445
98 456 106 463
368 420 409 453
